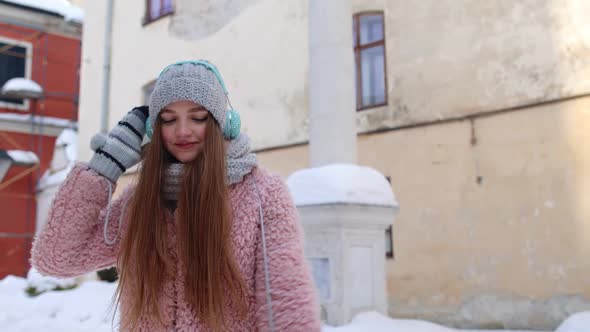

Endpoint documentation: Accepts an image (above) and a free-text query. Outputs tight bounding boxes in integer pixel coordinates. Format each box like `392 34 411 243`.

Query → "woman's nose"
176 120 192 137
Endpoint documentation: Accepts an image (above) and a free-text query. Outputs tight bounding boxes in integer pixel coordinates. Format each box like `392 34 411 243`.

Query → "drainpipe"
100 0 114 133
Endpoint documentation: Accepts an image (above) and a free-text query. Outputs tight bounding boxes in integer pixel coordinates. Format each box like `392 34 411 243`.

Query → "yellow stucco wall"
257 96 590 328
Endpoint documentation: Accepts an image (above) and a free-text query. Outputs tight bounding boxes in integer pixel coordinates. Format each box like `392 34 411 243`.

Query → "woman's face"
159 100 209 163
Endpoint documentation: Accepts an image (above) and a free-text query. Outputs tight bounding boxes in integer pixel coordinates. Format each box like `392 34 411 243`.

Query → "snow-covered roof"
287 164 398 207
1 78 43 99
5 150 39 166
2 0 84 23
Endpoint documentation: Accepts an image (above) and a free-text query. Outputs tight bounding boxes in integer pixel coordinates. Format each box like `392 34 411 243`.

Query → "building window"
145 0 174 24
353 12 387 110
0 37 32 111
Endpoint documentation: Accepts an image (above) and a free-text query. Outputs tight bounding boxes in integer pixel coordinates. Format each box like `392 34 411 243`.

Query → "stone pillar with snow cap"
287 164 399 325
304 0 398 325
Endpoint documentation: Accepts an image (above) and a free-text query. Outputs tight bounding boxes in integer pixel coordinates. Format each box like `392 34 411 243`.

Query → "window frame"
353 11 388 111
0 36 33 112
143 0 175 25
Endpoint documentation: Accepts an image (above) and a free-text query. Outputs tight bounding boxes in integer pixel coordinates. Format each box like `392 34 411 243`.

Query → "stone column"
308 0 357 166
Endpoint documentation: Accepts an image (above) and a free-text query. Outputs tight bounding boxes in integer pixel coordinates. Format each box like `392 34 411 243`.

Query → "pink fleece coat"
30 162 321 331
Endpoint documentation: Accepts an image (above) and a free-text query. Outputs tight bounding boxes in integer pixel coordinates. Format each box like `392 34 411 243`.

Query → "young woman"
31 60 321 331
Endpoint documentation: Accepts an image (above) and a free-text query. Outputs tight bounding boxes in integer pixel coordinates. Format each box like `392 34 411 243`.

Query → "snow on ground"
555 311 590 332
323 311 545 332
3 274 585 331
0 275 118 332
26 267 77 294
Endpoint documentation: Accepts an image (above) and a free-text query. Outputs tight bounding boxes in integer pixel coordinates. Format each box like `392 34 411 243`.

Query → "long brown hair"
115 116 247 331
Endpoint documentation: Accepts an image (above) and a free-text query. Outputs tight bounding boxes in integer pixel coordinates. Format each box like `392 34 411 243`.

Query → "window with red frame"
353 12 388 110
145 0 174 23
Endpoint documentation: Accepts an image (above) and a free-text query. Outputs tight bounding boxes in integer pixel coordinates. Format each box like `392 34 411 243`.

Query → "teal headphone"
145 60 241 140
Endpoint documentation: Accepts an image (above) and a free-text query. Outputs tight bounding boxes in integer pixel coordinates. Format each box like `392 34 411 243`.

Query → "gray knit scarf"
162 133 257 201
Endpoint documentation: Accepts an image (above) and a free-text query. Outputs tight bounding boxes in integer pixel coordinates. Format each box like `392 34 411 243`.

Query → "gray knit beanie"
148 61 227 128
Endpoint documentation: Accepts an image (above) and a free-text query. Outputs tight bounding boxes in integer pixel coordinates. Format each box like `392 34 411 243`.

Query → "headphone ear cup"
224 109 241 140
145 117 153 140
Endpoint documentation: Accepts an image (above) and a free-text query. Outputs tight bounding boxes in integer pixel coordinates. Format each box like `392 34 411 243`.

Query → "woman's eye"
161 118 175 124
193 117 208 122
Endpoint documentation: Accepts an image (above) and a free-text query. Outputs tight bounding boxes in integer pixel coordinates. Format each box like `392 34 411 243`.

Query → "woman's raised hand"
88 106 149 182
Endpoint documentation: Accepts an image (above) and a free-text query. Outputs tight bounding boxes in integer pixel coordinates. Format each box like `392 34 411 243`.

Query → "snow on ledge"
287 164 398 207
1 78 43 98
0 112 77 129
7 150 39 165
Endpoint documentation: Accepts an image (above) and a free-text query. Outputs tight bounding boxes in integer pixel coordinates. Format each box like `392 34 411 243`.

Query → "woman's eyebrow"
189 107 208 113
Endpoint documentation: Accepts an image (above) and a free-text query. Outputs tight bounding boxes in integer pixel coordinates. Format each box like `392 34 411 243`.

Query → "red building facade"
0 1 81 278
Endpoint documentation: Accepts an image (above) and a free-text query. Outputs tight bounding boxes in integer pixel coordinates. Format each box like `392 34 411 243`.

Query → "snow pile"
323 311 556 331
26 267 77 294
6 150 39 165
324 311 453 332
1 78 43 98
287 164 398 207
38 128 77 190
0 275 118 331
556 311 590 332
3 0 84 23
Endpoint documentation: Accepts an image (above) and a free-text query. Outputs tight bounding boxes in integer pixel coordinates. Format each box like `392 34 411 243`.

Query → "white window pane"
150 0 161 20
361 45 386 107
360 14 383 45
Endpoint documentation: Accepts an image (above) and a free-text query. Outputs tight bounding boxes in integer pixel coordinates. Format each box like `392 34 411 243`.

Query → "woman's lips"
175 142 196 150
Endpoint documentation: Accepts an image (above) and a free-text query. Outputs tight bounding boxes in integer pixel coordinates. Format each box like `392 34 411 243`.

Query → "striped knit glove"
88 106 148 182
